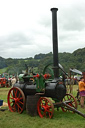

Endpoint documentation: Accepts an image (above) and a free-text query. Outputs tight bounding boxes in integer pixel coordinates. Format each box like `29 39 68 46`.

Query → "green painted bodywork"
35 74 45 92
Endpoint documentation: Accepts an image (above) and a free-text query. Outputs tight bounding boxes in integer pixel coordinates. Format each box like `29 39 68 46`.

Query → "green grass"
0 86 85 128
0 67 8 74
0 88 10 102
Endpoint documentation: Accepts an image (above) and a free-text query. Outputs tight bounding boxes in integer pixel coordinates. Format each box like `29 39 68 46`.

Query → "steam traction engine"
7 8 85 118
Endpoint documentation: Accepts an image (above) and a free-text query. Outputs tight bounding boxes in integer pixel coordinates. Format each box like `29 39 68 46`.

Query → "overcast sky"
0 0 85 58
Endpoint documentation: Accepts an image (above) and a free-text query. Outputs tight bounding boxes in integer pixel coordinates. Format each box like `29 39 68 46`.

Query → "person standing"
11 76 16 87
79 72 85 108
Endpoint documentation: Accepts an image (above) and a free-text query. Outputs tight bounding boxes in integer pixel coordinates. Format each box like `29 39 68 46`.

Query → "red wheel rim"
61 93 77 112
37 97 54 118
7 87 25 113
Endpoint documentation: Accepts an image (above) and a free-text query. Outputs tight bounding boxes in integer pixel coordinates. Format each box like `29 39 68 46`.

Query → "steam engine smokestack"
51 8 59 79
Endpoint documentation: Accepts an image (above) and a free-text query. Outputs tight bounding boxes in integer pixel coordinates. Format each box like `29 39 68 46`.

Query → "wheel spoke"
13 89 16 97
10 92 13 98
18 100 24 105
45 100 49 106
42 111 46 117
12 104 16 112
9 101 13 104
15 89 18 98
18 92 21 98
49 111 52 118
9 97 14 99
40 100 43 107
19 97 23 100
16 103 23 112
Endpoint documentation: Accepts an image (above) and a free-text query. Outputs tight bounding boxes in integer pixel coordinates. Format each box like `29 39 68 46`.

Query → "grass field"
0 86 85 128
0 67 8 74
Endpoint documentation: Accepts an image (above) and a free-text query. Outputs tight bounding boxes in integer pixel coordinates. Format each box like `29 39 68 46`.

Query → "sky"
0 0 85 58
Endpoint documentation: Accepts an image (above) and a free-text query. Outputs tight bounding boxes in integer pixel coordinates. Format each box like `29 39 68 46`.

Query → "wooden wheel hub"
14 98 19 103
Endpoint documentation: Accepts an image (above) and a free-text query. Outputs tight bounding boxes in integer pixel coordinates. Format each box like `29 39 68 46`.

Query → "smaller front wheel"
37 97 54 118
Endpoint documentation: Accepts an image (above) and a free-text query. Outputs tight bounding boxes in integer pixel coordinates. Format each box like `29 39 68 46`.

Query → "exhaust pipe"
51 8 59 79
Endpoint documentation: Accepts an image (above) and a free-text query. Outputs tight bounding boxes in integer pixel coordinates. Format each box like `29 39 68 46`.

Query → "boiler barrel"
14 82 66 100
14 83 57 97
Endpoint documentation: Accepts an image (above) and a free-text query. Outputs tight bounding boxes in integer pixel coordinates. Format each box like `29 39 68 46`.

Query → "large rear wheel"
7 87 25 113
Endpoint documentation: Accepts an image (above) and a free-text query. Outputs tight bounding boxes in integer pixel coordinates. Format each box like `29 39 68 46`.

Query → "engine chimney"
51 8 59 79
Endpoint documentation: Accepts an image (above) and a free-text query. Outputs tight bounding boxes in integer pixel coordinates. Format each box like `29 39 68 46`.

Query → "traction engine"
7 8 85 118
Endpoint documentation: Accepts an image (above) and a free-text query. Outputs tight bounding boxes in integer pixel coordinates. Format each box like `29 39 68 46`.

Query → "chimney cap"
51 8 58 11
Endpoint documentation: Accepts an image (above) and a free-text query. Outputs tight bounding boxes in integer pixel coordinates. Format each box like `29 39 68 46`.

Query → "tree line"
0 47 85 75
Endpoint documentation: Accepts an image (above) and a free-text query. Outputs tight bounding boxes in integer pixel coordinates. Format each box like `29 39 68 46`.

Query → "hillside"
0 47 85 75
